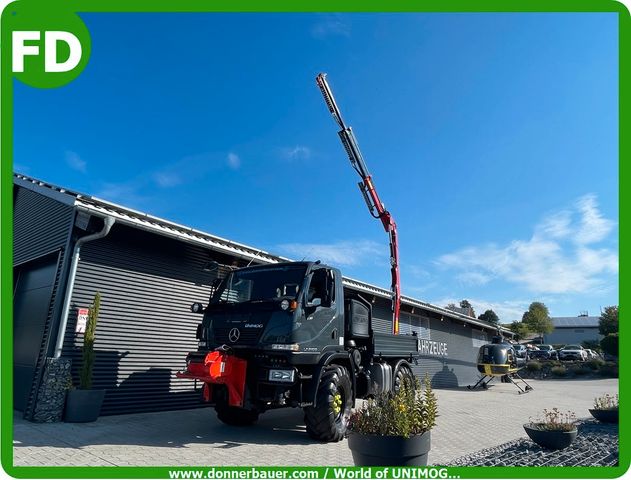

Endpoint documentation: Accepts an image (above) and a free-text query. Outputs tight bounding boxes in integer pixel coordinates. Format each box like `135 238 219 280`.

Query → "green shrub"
599 362 618 378
594 393 618 410
527 408 577 432
550 366 567 377
79 292 101 390
600 333 618 357
570 365 588 376
348 373 437 438
587 358 605 371
548 360 562 368
526 361 542 372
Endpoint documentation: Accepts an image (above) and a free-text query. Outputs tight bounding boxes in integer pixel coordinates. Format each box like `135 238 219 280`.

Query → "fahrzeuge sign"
76 308 89 334
418 338 448 356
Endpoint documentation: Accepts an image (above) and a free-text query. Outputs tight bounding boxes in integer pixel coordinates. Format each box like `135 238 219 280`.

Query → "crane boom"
316 73 401 335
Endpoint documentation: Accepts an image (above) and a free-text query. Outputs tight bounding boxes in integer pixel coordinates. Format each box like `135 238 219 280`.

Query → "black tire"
393 363 415 393
304 365 353 442
215 403 259 426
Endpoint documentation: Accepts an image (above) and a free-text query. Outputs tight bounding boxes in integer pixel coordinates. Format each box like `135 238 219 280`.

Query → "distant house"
545 315 602 346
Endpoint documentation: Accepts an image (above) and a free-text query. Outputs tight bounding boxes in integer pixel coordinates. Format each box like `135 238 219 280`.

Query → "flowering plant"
527 408 577 432
348 373 437 438
593 393 618 410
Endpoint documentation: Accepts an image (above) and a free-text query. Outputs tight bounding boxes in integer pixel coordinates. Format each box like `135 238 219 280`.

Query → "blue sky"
13 12 618 322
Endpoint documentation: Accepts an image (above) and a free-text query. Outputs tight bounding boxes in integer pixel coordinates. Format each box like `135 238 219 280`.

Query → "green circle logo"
7 3 91 88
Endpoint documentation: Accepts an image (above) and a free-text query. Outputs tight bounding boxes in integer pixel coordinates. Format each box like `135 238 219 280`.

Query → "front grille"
213 327 262 345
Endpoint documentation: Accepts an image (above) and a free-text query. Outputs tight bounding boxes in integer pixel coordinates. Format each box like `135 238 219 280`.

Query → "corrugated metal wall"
13 187 74 266
13 186 74 418
368 294 489 388
63 224 223 415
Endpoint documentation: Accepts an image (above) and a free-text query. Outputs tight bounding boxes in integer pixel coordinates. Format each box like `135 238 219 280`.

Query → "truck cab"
197 261 345 359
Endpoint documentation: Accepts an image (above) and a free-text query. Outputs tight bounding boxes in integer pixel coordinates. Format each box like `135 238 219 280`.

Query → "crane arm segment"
316 73 401 335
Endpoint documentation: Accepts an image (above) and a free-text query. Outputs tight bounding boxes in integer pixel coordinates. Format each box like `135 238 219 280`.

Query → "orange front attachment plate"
177 351 247 407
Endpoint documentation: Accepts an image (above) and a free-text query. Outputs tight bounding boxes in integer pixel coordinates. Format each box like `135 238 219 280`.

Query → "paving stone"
12 378 618 467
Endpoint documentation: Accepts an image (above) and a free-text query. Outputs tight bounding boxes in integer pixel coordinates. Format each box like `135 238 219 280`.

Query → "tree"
522 302 553 339
509 321 530 341
459 300 476 318
581 339 601 351
478 309 500 325
600 333 618 357
445 303 457 310
599 306 618 336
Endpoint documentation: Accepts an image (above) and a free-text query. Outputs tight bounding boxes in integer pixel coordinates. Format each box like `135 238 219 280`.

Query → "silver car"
558 345 588 362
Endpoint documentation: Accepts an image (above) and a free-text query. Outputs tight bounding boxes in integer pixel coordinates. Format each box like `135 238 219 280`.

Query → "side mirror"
306 298 322 308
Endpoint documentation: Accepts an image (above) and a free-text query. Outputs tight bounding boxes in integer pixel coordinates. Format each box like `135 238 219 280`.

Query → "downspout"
53 216 115 358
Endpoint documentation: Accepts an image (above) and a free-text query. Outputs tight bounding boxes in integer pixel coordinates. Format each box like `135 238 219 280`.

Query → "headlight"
268 369 295 382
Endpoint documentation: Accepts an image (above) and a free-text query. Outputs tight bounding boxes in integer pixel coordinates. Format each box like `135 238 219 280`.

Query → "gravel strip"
448 420 618 466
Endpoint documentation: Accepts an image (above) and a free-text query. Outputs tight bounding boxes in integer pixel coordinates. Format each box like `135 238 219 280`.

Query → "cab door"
296 268 341 350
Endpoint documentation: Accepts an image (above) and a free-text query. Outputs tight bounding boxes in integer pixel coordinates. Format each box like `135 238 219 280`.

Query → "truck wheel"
393 363 415 392
215 404 259 426
304 365 352 442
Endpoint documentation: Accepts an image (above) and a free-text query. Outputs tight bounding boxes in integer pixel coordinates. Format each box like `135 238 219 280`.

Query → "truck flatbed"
373 332 419 358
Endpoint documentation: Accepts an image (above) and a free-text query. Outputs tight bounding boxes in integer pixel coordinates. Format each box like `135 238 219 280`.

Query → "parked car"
585 349 601 360
529 344 559 361
558 345 588 362
523 344 540 354
513 344 529 364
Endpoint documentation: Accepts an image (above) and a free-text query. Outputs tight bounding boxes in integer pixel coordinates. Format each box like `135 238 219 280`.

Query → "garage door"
13 254 60 411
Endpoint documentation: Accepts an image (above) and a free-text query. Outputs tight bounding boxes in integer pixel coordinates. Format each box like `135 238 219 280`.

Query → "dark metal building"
13 174 512 419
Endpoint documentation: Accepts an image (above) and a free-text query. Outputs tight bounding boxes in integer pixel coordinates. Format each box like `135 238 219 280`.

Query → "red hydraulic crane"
316 73 401 335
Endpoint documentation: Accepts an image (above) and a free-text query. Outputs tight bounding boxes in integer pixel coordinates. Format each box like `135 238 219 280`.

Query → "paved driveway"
12 378 617 466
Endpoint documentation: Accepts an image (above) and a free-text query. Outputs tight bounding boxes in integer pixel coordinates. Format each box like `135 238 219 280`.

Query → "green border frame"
1 1 628 478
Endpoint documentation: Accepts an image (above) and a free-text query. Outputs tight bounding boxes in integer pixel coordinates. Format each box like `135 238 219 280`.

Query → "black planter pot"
589 408 618 423
65 389 105 423
523 424 577 450
347 432 430 466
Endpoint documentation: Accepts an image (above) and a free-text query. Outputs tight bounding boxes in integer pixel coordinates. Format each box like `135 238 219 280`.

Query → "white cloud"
456 271 492 286
227 152 241 170
152 172 182 188
435 195 617 295
574 194 615 244
277 240 383 267
311 16 351 39
65 151 86 173
281 145 311 161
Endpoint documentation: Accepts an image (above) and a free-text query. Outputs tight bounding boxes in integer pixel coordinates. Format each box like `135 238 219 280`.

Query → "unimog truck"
177 74 419 441
177 261 420 441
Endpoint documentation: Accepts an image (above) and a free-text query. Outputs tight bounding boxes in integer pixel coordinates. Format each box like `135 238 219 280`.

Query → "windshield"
564 345 581 350
211 265 307 304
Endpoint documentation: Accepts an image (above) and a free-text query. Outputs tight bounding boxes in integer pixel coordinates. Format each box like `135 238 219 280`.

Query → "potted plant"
589 393 618 423
65 292 106 422
346 373 437 466
523 408 577 450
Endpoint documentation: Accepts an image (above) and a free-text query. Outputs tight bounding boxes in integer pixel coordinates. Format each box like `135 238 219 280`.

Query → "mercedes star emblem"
228 328 240 343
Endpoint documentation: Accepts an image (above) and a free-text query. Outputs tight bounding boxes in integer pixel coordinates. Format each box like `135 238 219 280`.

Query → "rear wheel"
393 363 415 392
304 365 352 442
